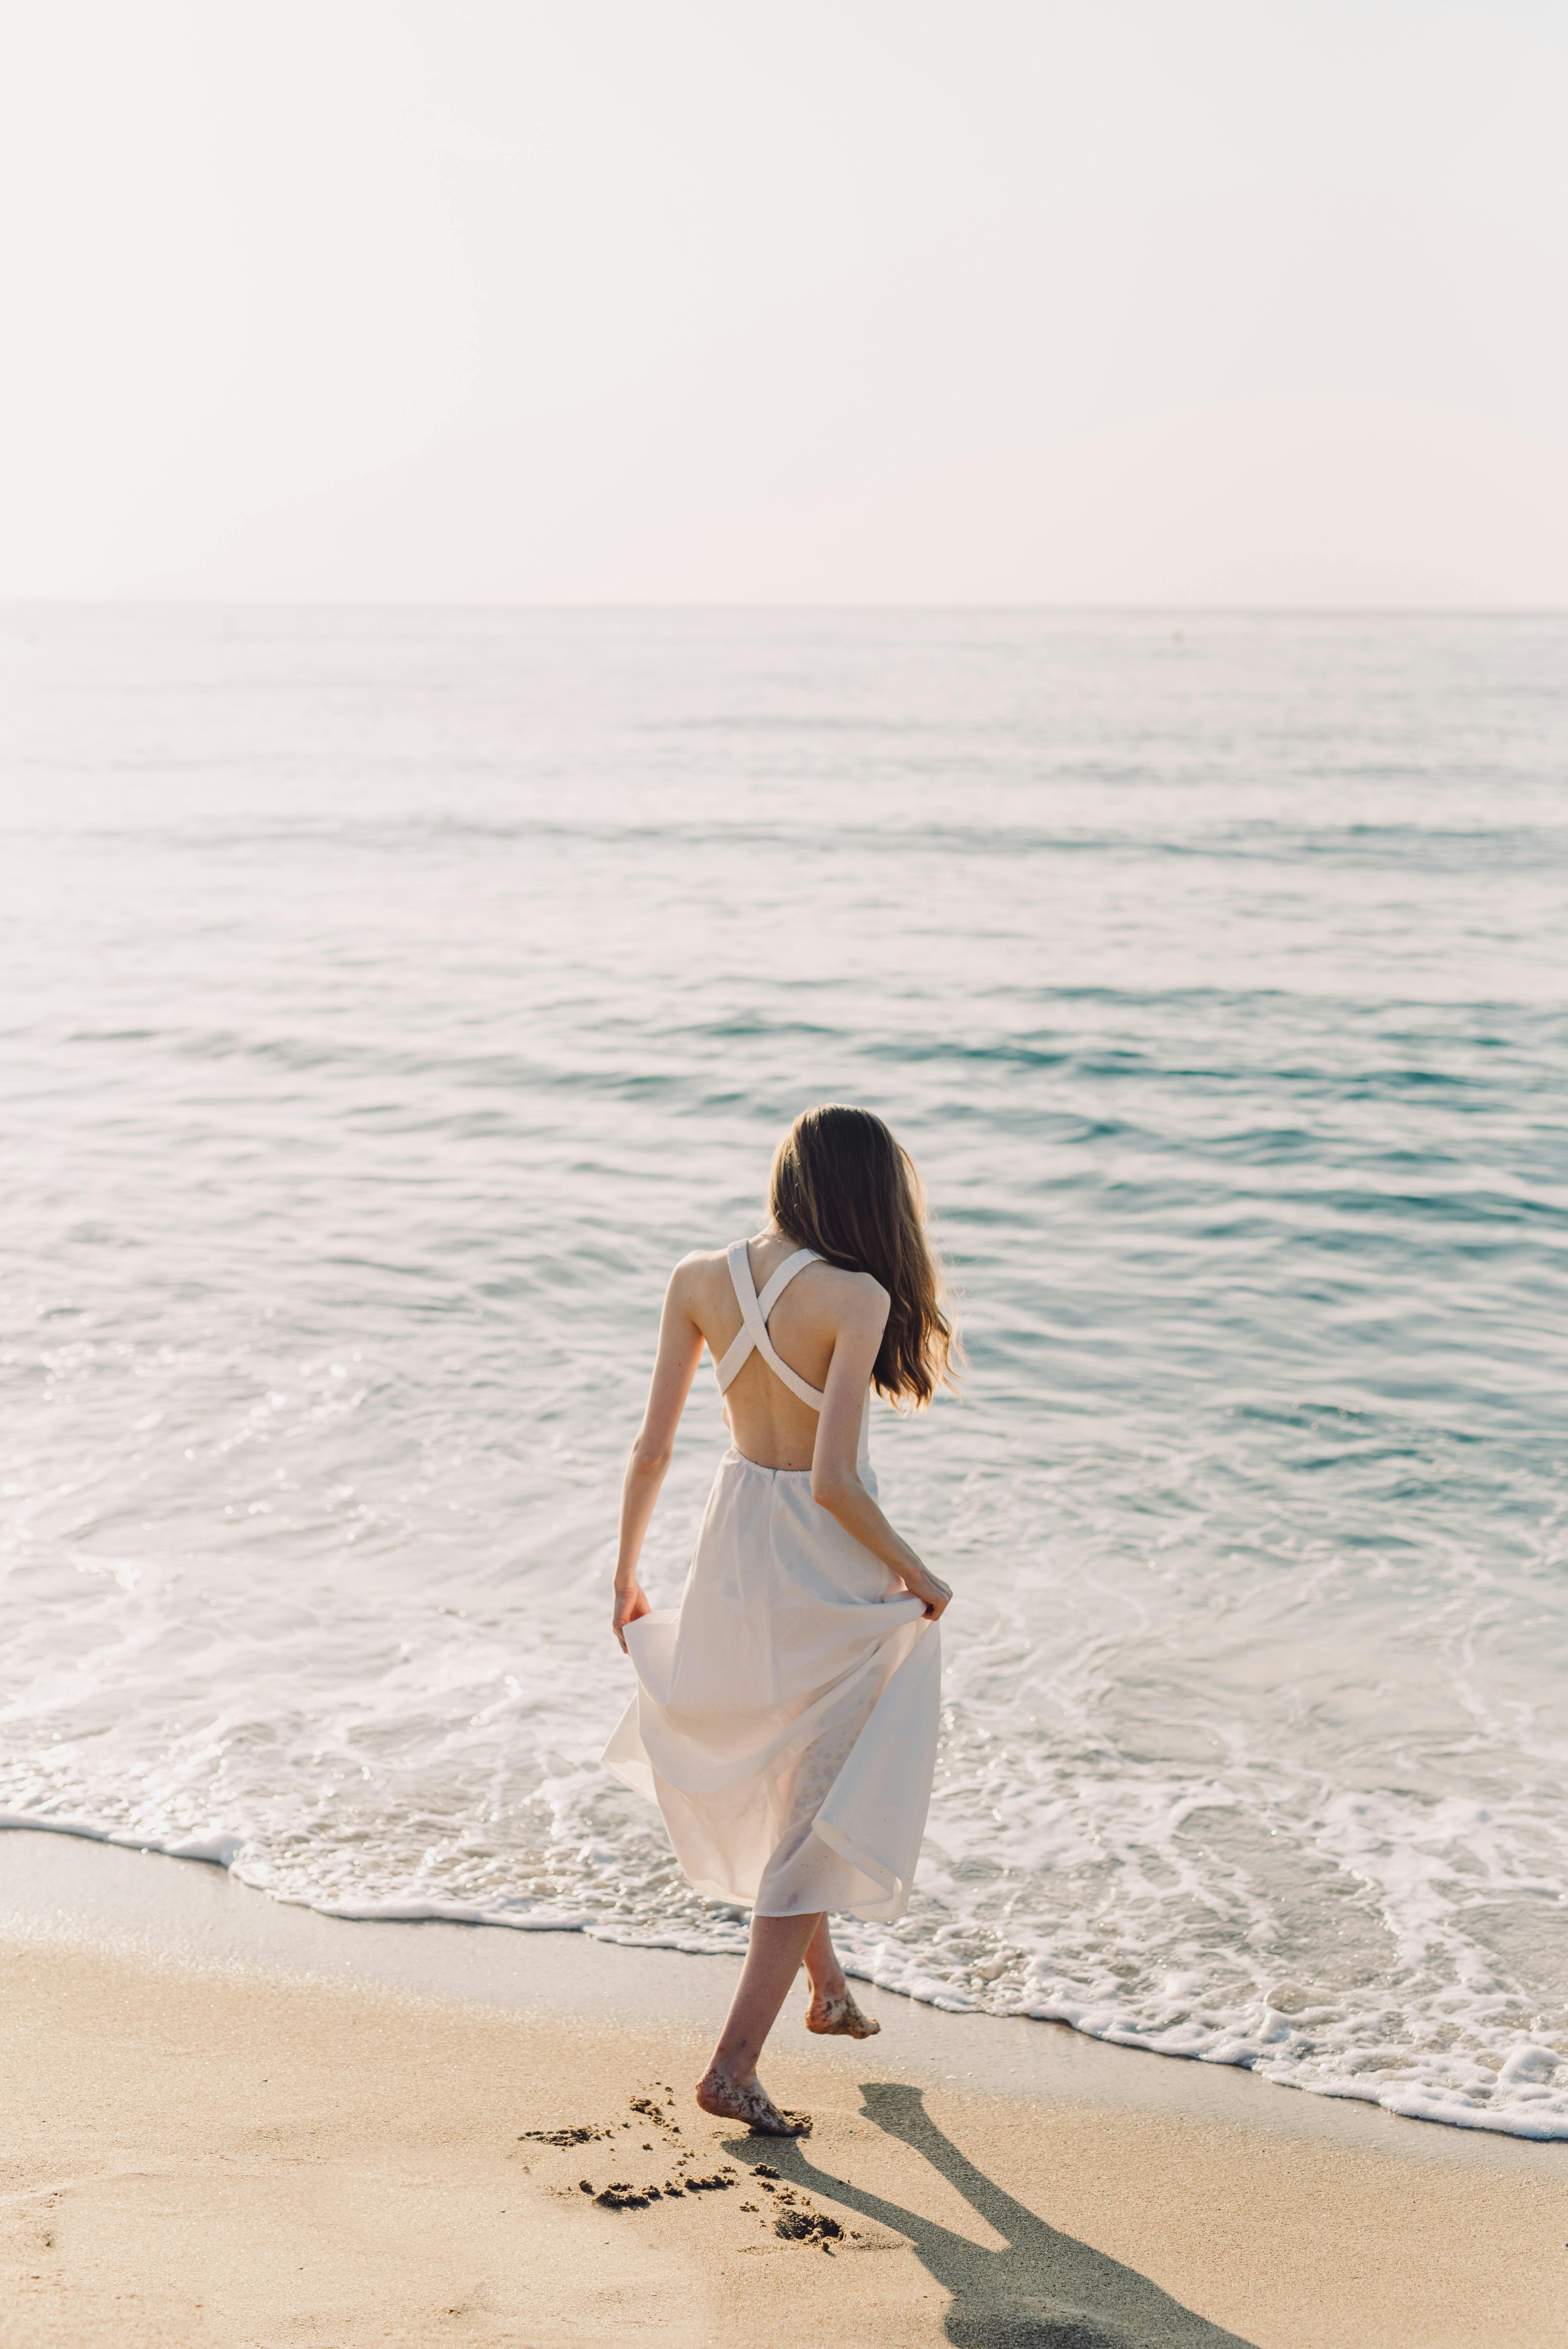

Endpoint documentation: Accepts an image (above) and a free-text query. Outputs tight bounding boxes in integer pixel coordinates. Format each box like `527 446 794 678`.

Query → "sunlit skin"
613 1225 951 2132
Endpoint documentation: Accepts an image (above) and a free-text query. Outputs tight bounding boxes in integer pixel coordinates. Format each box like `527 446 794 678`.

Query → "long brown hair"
768 1104 958 1407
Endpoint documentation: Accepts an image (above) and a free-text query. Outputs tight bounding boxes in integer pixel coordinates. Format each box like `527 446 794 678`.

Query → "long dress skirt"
602 1447 940 1922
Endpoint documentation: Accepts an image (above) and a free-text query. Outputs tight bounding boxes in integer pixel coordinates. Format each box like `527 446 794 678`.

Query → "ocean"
2 604 1565 2139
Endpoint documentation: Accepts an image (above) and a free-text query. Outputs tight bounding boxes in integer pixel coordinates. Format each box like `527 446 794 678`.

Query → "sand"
1 1831 1563 2347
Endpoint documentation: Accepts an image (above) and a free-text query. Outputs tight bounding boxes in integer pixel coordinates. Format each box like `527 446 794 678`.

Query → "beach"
4 605 1568 2335
4 1830 1561 2347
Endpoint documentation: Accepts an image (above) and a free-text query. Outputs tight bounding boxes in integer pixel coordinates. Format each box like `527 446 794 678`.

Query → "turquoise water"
2 606 1566 2135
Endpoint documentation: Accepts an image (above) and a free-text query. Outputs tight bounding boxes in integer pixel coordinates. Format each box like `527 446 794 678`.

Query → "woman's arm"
612 1260 706 1651
810 1280 951 1620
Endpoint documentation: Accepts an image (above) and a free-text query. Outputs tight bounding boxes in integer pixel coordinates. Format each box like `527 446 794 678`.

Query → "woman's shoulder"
797 1258 889 1325
666 1245 731 1299
671 1244 732 1273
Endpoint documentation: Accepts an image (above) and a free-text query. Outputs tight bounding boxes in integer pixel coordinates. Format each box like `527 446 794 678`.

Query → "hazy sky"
3 1 1566 602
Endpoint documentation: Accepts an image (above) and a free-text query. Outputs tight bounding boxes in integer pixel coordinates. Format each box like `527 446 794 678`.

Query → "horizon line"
2 597 1565 619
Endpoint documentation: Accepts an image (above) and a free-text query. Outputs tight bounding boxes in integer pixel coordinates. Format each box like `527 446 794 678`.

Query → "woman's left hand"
898 1561 952 1621
613 1581 652 1652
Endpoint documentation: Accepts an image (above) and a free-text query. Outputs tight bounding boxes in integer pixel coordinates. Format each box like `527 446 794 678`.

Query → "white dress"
602 1240 940 1922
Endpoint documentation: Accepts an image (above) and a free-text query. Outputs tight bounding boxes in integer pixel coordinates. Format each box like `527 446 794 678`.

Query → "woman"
603 1103 955 2135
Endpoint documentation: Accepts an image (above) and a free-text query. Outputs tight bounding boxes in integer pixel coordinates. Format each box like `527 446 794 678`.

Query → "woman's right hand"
898 1560 952 1621
613 1581 651 1652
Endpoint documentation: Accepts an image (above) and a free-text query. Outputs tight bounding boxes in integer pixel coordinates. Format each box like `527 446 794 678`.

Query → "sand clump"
774 2206 847 2246
738 2158 858 2251
526 2091 861 2248
584 2171 738 2210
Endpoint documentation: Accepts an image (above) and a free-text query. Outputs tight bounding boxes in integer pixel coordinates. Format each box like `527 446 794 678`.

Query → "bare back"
679 1235 881 1472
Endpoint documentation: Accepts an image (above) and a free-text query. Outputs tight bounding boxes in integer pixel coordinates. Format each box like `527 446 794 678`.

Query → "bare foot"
695 2070 812 2135
805 1985 881 2039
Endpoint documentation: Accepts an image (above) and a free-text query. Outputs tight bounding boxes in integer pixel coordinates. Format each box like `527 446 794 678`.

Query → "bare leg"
802 1913 880 2038
696 1912 819 2133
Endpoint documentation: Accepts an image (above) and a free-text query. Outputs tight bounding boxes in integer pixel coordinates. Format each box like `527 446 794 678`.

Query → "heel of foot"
694 2074 812 2136
805 1992 881 2040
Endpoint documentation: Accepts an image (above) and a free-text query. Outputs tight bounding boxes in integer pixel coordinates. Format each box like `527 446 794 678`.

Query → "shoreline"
4 1813 1560 2150
4 1829 1564 2347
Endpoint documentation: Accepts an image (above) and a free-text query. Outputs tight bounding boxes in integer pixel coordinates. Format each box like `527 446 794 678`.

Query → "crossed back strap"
713 1240 825 1410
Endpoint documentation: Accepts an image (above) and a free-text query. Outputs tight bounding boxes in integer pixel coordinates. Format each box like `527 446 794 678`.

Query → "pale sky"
2 0 1566 604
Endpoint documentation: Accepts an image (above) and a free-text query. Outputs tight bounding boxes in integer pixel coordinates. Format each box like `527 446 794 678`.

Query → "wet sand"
2 1830 1562 2347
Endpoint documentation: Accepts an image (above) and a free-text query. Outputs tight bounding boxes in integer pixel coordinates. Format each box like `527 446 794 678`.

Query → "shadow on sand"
729 2080 1259 2349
